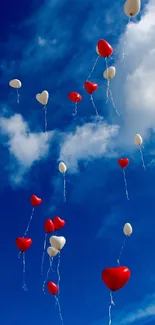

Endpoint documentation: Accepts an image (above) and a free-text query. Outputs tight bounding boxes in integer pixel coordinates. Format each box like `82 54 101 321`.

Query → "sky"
1 0 155 325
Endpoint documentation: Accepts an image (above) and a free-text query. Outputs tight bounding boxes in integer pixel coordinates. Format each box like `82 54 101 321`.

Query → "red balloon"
97 40 113 57
47 281 58 295
102 266 131 291
44 219 55 233
53 216 66 230
118 158 129 169
30 195 42 207
68 92 82 103
16 237 32 252
84 81 98 94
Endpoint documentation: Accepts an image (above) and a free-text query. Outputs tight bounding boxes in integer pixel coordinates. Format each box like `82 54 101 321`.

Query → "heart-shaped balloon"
49 236 66 251
53 216 65 230
16 237 32 252
68 92 82 103
44 219 55 233
47 281 58 295
102 266 131 291
84 81 98 94
47 246 59 257
118 158 129 169
36 90 49 105
30 195 42 207
97 40 113 57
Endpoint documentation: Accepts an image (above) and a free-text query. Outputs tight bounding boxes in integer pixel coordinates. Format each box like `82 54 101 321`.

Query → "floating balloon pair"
41 217 66 275
44 235 66 325
16 194 42 290
86 40 119 116
102 222 132 325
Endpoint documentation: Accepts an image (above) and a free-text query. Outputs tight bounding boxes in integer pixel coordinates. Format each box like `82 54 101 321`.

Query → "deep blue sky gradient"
0 1 155 325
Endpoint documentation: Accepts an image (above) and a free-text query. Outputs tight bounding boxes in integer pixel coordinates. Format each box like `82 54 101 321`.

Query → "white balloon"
36 90 49 105
134 134 143 146
47 246 59 257
59 162 67 173
49 236 66 251
123 223 132 236
124 0 141 17
96 45 100 55
103 66 116 80
9 79 22 89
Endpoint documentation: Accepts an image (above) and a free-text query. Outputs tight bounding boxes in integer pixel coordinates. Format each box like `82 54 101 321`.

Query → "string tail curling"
22 252 28 291
90 95 98 116
55 295 64 325
109 292 115 325
123 168 129 200
41 233 47 275
117 237 127 265
86 55 99 80
24 207 35 237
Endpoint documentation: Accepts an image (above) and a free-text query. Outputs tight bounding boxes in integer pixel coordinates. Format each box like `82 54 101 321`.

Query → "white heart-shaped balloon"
49 236 66 251
123 223 133 236
47 246 59 257
59 162 67 174
9 79 22 88
36 90 49 105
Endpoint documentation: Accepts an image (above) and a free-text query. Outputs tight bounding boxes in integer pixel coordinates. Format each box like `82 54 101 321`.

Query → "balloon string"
72 102 78 116
87 55 100 80
41 233 47 275
106 84 120 116
22 253 28 291
55 296 64 325
123 169 129 200
63 173 66 202
44 105 47 133
117 237 127 266
139 146 146 170
109 292 115 325
90 95 99 116
42 257 54 294
16 88 20 104
23 207 35 237
121 17 131 61
57 252 61 292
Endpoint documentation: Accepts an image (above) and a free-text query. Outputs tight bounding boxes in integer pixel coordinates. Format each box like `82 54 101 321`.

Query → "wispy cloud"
117 293 155 325
113 0 155 147
59 118 119 171
0 113 53 185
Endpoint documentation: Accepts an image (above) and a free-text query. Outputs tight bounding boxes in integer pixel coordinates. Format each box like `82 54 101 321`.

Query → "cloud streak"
0 113 53 185
59 118 119 171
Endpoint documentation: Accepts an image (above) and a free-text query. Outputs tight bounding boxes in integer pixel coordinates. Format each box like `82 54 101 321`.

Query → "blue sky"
1 0 155 325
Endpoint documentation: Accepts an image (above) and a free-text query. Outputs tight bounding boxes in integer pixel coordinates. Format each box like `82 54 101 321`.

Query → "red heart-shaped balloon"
44 219 55 233
30 195 42 207
53 216 66 230
16 237 32 252
102 266 131 291
47 281 58 295
84 81 98 94
118 158 129 169
97 40 113 57
68 92 82 103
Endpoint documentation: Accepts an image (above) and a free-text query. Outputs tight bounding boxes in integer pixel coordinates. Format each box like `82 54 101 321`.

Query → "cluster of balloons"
12 0 142 324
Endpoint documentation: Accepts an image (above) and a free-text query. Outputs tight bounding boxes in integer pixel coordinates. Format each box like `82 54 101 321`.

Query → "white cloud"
114 0 155 144
117 293 155 325
59 118 119 171
0 114 53 184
